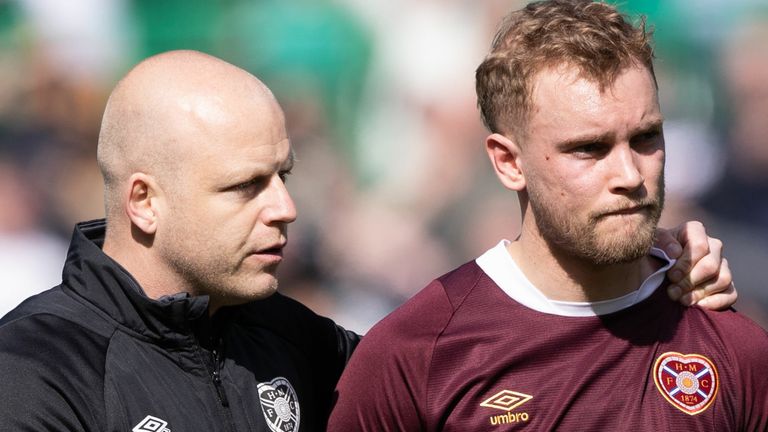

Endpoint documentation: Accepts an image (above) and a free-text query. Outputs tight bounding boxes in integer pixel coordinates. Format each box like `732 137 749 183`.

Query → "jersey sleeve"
728 312 768 431
327 280 454 432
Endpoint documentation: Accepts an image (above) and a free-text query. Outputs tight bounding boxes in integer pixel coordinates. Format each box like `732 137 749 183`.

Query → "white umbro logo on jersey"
132 415 171 432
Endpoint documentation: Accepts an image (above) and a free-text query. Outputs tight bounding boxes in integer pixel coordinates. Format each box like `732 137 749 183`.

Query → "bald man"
0 51 358 432
0 50 736 431
98 50 296 313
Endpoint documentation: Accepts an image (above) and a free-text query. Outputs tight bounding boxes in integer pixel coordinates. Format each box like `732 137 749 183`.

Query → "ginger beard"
526 173 665 266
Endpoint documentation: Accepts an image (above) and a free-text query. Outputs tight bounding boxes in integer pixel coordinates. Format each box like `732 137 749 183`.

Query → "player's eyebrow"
630 118 664 135
555 117 665 150
282 148 295 171
555 131 612 150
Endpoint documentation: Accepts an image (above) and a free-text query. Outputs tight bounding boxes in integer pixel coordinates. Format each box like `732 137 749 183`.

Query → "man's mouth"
596 203 656 220
248 241 287 261
604 205 648 216
259 246 283 256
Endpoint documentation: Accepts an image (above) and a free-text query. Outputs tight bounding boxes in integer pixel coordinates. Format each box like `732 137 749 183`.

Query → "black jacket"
0 219 360 431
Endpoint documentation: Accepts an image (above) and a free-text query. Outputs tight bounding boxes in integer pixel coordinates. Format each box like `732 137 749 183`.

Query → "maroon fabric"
329 261 768 431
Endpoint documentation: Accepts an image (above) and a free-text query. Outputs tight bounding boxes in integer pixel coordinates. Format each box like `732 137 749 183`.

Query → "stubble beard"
158 190 282 306
159 231 280 306
527 179 665 266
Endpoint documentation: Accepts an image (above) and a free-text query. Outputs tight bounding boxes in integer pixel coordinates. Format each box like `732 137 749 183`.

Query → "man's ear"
125 173 161 235
485 133 525 191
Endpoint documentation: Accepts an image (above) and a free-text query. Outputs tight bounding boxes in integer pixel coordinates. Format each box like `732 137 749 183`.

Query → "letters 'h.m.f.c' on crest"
653 352 719 415
257 377 301 432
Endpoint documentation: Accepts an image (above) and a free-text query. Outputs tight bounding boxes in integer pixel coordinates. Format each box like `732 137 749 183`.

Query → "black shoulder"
236 292 361 364
2 286 116 337
0 288 113 430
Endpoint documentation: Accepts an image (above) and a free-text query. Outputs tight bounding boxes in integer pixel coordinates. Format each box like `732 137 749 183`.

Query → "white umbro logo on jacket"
132 415 171 432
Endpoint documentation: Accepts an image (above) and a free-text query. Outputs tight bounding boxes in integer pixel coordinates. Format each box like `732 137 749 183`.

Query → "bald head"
97 50 296 308
97 50 283 219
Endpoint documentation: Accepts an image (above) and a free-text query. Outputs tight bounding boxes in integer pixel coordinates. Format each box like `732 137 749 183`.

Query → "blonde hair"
476 0 656 136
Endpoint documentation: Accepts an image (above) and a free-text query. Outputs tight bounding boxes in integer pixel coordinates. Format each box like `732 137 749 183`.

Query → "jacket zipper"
211 347 230 407
195 321 237 431
211 348 229 407
207 338 237 432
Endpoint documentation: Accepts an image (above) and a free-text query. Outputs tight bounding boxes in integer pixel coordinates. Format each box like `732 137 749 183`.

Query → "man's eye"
233 180 257 191
279 170 292 183
635 130 659 142
578 144 599 152
571 143 606 156
631 130 663 151
229 178 263 193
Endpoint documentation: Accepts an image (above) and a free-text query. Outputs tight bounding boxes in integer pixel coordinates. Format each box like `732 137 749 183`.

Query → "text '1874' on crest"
258 377 300 432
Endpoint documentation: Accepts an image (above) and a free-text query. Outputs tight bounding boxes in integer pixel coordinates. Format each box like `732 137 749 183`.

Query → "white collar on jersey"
475 239 675 317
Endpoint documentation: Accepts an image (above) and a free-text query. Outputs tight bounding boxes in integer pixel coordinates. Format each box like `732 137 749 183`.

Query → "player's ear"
125 172 161 235
486 133 525 191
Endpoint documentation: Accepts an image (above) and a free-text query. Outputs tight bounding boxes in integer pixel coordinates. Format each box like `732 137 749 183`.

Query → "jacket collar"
62 219 210 345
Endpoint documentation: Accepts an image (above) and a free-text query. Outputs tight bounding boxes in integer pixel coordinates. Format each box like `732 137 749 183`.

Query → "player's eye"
631 128 663 153
227 176 266 195
570 142 608 158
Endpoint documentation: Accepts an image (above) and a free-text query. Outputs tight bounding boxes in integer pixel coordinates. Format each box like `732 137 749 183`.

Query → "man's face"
155 93 297 310
519 64 665 265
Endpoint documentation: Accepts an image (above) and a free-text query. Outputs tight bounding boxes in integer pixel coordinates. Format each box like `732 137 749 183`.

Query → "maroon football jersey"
328 261 768 431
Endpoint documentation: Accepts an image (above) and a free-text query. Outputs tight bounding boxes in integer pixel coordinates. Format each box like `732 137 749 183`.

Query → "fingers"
653 226 683 259
686 261 737 310
667 227 722 296
669 259 735 311
665 221 711 285
690 283 737 310
653 222 737 310
662 221 737 310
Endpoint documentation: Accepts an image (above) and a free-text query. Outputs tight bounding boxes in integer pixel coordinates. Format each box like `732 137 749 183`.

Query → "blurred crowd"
1 0 766 332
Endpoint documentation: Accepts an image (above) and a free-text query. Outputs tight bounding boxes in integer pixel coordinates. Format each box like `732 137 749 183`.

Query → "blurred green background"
1 0 767 331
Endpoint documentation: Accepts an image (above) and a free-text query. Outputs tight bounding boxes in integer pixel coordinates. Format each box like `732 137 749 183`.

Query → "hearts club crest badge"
257 377 300 432
653 352 718 415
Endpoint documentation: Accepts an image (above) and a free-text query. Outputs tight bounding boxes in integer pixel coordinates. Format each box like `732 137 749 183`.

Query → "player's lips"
248 242 287 261
601 204 649 217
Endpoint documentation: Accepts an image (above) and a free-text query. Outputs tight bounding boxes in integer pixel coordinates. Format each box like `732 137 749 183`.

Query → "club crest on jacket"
258 377 300 432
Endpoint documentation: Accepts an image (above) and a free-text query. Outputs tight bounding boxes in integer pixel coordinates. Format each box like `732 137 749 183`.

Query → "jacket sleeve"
236 293 362 429
238 292 361 366
0 314 108 431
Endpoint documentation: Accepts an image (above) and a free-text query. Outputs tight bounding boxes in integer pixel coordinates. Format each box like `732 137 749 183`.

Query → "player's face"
156 93 297 310
519 64 665 265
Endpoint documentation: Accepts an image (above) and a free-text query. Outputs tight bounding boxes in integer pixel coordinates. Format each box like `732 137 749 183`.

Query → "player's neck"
104 231 195 302
508 226 659 303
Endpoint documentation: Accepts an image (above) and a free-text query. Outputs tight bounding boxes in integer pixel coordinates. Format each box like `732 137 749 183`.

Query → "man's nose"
264 176 297 225
607 145 644 194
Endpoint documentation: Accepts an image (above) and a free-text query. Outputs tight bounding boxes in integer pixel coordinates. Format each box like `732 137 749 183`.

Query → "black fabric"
0 219 360 431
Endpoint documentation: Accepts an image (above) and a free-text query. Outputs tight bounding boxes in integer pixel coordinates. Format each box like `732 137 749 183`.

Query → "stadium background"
1 0 767 332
